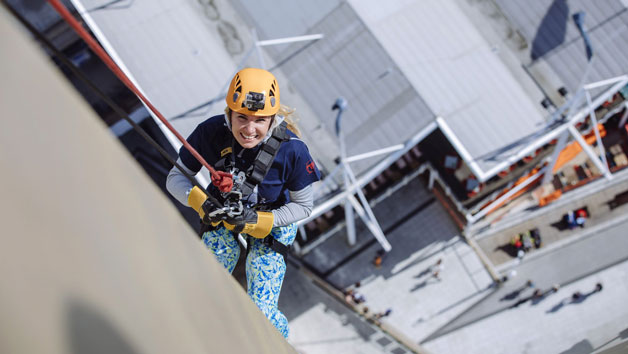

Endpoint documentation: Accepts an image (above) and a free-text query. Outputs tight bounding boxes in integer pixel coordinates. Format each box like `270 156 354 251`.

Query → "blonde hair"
225 104 302 137
278 104 301 137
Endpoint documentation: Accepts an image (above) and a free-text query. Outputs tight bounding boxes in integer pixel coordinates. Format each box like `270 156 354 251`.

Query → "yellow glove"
187 186 222 225
188 186 273 236
223 209 274 239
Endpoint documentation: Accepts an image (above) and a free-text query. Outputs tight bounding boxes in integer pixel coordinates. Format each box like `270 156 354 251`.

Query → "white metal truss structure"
295 106 438 254
294 74 628 248
333 98 391 252
466 74 628 225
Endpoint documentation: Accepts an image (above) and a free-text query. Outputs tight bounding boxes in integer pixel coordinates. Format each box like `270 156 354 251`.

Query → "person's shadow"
547 290 598 313
500 281 533 302
550 219 570 231
410 280 429 292
495 244 518 258
414 267 433 279
500 288 524 301
531 294 550 306
547 298 568 313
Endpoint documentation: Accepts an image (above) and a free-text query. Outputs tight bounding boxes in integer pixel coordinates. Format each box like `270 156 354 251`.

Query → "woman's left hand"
223 207 274 239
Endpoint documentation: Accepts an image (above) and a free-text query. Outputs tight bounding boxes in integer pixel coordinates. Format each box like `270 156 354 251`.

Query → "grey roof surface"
73 0 243 140
350 0 548 175
70 0 342 175
232 0 436 175
497 0 628 94
72 0 627 181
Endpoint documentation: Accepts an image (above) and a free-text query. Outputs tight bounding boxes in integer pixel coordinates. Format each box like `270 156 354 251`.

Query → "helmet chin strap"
223 111 232 131
224 111 285 144
265 114 285 142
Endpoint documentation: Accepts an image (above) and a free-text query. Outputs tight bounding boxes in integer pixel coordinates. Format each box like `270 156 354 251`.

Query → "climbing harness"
199 121 291 255
240 121 291 198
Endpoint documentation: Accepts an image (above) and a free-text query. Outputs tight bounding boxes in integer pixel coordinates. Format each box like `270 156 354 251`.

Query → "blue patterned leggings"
201 223 297 338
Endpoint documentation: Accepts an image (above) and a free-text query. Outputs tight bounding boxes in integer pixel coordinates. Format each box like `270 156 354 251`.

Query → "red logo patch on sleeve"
306 160 316 174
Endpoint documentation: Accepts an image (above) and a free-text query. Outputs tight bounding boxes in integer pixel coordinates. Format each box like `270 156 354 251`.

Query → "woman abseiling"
166 68 320 338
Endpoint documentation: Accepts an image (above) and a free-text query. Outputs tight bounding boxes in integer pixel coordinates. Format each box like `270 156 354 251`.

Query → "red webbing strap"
47 0 233 192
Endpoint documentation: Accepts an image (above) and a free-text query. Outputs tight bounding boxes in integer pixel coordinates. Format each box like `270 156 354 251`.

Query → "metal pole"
202 33 324 117
333 98 391 251
333 98 356 246
568 125 613 180
347 195 392 251
345 165 392 251
344 144 405 163
251 28 266 69
469 167 547 223
619 102 628 129
585 90 610 172
256 34 324 47
297 122 437 225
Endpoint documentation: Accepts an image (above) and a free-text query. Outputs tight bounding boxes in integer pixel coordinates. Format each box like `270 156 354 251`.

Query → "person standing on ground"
576 208 588 227
432 258 444 280
594 282 603 292
374 308 392 319
166 68 321 338
521 232 533 252
373 249 386 268
531 228 542 248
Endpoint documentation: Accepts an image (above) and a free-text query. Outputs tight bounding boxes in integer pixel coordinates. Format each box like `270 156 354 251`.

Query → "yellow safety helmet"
226 68 280 116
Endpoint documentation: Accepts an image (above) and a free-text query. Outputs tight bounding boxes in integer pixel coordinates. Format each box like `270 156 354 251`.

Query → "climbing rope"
3 2 228 209
45 0 233 193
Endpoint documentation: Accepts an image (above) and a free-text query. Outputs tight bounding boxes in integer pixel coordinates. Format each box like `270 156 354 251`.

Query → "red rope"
47 0 233 192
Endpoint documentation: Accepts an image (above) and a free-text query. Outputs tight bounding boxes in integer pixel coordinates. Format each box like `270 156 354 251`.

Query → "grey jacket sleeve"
272 185 314 227
166 158 196 206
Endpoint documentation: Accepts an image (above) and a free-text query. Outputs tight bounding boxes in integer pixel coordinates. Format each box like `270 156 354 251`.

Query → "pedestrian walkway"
422 258 628 354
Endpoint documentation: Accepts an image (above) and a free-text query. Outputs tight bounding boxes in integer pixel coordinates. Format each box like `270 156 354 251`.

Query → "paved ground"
285 174 494 350
277 167 628 354
282 245 628 354
426 211 628 342
422 258 628 354
283 262 417 354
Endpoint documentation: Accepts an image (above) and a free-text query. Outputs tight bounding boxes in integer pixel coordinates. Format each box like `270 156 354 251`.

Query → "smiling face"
230 111 273 148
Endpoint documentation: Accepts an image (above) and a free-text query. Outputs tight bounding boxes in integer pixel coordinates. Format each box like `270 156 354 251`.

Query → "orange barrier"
552 124 606 173
480 166 544 215
481 124 607 214
539 189 562 207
